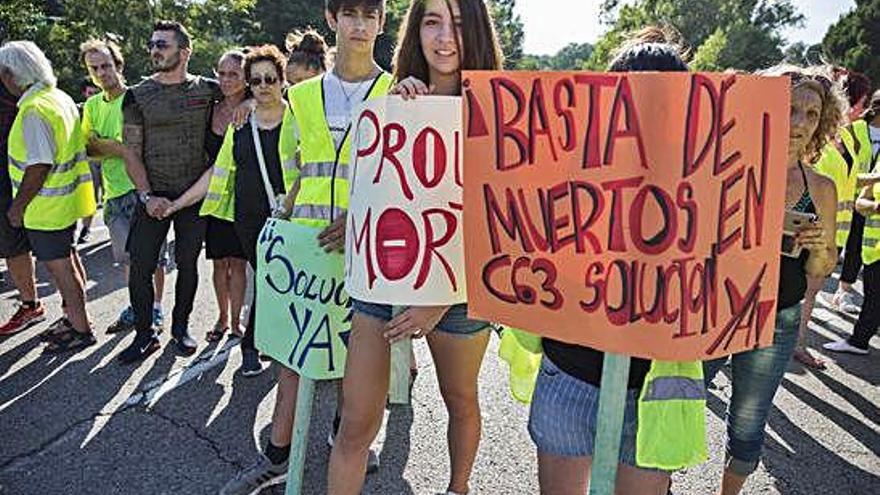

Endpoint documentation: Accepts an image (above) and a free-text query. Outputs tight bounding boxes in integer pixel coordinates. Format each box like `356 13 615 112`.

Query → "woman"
327 1 502 494
526 29 692 495
704 64 842 495
204 50 248 342
168 45 294 376
284 28 328 85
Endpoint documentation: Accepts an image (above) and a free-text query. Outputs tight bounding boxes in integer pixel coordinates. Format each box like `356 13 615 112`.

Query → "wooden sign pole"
285 376 316 495
588 353 631 495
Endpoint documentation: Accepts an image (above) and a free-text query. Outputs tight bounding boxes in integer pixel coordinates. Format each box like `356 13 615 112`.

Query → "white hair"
0 41 57 89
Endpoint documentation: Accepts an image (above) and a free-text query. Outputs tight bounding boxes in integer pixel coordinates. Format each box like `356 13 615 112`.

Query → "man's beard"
153 51 182 73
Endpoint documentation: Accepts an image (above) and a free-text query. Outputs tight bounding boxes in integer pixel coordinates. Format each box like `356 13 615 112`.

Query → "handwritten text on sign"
255 220 351 380
462 72 790 360
346 96 466 305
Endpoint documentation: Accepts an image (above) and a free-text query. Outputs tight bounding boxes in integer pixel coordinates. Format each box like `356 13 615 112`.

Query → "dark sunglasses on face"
147 40 171 51
249 75 279 87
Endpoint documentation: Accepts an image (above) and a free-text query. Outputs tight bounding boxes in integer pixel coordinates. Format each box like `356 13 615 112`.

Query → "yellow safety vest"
281 72 393 228
199 120 300 222
7 86 96 230
862 183 880 265
498 328 707 470
815 120 874 248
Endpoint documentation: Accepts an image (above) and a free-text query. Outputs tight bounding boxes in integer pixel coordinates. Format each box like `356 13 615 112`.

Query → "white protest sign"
345 96 466 305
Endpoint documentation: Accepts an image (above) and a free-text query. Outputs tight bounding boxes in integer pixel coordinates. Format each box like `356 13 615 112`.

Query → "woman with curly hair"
703 64 845 495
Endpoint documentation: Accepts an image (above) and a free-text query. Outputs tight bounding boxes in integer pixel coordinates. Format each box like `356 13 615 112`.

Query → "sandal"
39 317 72 341
230 323 244 339
794 347 826 370
44 329 96 354
206 323 229 342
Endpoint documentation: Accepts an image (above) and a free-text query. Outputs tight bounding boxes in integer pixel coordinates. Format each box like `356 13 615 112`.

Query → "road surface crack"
150 408 241 469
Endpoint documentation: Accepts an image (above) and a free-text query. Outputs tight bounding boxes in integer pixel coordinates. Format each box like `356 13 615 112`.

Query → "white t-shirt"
286 71 375 151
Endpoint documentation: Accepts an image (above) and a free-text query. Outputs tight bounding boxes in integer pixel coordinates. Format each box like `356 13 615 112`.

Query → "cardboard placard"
255 219 351 379
346 96 467 305
462 71 790 360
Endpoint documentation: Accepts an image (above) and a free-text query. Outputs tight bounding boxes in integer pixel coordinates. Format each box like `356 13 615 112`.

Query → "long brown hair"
392 0 502 90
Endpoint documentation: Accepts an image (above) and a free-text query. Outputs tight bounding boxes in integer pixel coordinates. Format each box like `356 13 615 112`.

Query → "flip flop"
44 330 96 354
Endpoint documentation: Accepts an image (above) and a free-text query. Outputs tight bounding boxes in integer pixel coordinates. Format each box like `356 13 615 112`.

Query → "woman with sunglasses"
327 1 502 494
203 50 249 346
703 65 844 495
166 45 294 378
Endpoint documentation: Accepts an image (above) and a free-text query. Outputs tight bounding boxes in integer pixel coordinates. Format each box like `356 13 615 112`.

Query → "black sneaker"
118 331 160 364
240 348 265 377
171 323 197 356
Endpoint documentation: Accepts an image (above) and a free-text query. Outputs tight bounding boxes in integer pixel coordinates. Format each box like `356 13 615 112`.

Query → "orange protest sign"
462 71 791 361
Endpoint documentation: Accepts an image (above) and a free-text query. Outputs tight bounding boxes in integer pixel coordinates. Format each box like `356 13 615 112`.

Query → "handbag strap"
249 112 278 211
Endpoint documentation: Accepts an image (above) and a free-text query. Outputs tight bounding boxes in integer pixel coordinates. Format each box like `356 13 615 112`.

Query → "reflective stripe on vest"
862 183 880 265
640 376 706 402
7 86 96 230
285 72 393 225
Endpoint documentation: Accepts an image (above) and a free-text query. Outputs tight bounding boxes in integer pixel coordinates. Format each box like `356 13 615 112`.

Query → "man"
825 90 880 356
118 21 220 364
0 41 97 351
0 55 42 336
79 38 168 334
219 2 389 493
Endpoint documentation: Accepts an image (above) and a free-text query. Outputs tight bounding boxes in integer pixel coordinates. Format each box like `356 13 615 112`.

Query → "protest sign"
346 96 467 305
462 71 790 360
256 219 351 380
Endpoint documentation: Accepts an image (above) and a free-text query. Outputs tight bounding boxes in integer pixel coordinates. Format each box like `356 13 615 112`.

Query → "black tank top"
777 162 815 309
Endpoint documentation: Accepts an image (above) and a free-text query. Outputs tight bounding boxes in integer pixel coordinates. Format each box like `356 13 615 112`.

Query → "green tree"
489 0 525 68
822 0 879 87
587 0 803 71
517 42 594 70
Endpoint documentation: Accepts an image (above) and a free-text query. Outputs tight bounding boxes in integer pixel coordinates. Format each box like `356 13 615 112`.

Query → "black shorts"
26 225 75 261
0 191 30 258
205 217 245 260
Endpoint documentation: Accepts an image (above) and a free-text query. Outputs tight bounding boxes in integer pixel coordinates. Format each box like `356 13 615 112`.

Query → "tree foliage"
518 42 594 70
0 0 525 97
822 0 879 87
587 0 803 71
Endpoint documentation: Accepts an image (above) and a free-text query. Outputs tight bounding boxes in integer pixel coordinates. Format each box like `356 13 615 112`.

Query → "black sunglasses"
249 75 279 87
146 40 171 51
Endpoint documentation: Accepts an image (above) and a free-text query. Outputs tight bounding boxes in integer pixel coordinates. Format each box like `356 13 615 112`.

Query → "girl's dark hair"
392 0 503 90
285 28 328 73
243 44 287 82
608 26 689 72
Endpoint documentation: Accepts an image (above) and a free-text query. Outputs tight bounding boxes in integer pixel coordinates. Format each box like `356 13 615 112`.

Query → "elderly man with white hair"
0 41 97 352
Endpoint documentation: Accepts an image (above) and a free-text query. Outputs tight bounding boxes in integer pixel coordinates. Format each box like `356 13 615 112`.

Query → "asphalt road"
0 217 877 494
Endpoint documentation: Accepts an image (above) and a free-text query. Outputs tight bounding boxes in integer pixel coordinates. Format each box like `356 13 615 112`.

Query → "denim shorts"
703 303 801 476
528 355 645 467
351 299 489 338
104 192 168 265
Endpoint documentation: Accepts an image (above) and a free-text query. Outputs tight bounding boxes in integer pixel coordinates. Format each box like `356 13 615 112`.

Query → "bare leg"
794 276 826 369
228 258 247 330
427 330 490 494
6 252 37 302
718 468 747 495
71 250 87 286
538 453 669 495
212 258 231 328
327 313 390 495
45 258 90 333
153 267 165 301
270 366 300 447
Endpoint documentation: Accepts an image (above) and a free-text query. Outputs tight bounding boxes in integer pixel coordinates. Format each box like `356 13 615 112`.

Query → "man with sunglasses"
117 20 221 364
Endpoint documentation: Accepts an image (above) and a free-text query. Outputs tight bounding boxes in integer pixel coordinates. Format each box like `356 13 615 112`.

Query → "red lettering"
603 76 648 168
490 77 528 171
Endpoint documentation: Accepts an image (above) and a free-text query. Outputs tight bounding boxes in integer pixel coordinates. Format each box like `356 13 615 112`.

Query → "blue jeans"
703 304 801 476
351 299 489 338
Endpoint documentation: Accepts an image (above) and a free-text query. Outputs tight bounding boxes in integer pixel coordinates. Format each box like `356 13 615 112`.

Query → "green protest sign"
255 219 352 380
